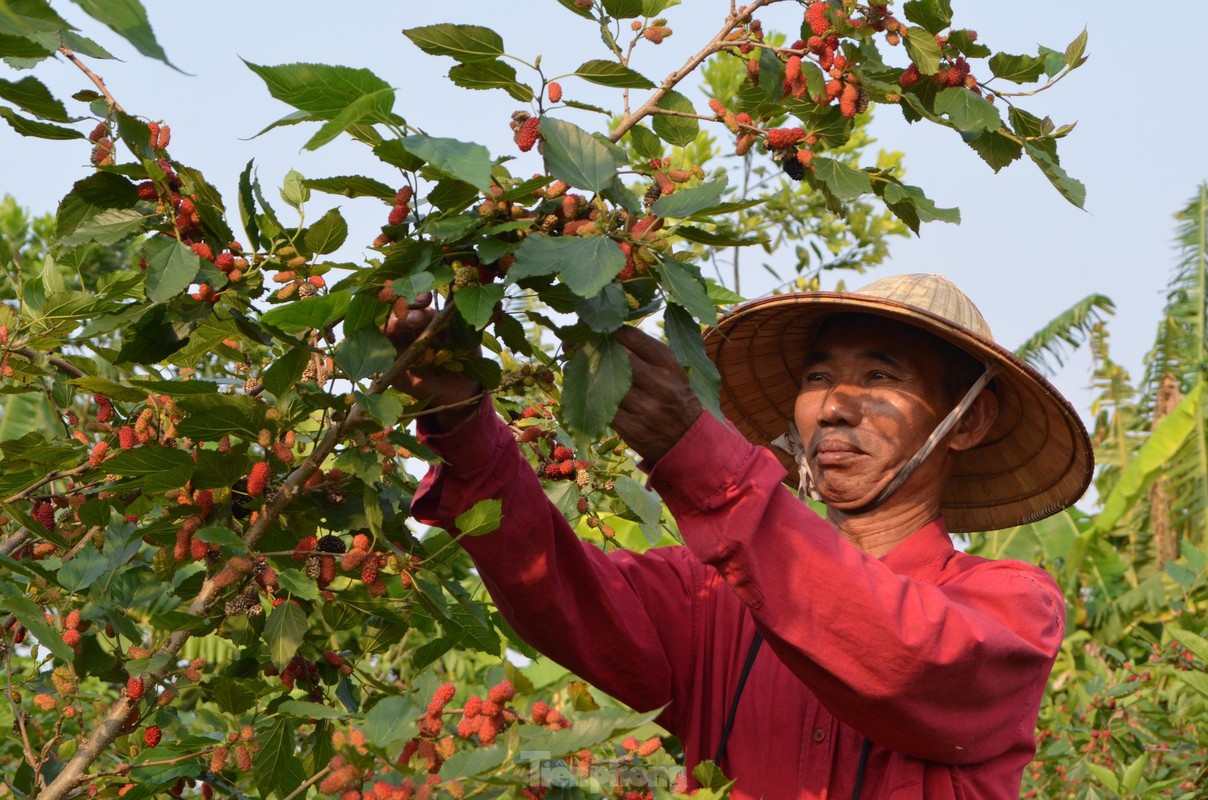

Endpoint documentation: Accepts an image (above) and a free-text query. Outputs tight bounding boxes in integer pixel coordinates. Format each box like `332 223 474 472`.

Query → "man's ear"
949 390 999 453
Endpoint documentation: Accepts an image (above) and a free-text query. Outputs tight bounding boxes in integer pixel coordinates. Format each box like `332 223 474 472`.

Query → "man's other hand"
611 326 703 463
383 293 481 432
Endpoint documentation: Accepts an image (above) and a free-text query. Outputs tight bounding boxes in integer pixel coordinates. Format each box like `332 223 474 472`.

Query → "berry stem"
608 0 785 143
57 46 125 114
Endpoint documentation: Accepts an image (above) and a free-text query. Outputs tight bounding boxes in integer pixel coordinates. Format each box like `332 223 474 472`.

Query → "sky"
5 0 1208 432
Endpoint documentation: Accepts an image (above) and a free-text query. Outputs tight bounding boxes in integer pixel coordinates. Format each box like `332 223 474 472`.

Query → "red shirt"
411 402 1065 799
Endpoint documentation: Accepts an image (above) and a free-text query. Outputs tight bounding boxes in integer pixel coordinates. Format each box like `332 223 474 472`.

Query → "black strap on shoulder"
852 737 872 800
711 631 872 800
712 631 763 766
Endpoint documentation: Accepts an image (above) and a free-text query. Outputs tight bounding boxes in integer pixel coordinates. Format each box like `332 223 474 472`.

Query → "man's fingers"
613 325 681 370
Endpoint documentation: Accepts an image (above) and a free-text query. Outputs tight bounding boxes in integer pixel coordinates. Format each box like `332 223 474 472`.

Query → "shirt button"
812 728 826 743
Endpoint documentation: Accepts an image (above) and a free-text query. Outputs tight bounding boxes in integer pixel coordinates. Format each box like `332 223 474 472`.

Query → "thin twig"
282 764 332 800
12 345 88 379
608 0 785 143
58 47 124 114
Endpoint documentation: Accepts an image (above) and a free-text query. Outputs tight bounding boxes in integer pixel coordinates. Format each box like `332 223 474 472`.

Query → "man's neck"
825 502 941 558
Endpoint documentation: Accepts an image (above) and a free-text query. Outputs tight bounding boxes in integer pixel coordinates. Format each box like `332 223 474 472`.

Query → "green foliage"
0 1 1094 798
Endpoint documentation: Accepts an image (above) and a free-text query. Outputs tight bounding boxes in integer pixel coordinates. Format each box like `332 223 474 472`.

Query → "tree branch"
58 47 124 114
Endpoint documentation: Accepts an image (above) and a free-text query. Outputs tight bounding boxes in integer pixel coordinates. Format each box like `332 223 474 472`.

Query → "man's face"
792 314 955 510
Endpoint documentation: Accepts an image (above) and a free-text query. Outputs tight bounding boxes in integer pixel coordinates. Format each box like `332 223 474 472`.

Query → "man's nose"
818 383 861 425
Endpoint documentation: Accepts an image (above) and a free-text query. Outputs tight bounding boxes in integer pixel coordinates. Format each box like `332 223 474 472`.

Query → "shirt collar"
878 517 955 582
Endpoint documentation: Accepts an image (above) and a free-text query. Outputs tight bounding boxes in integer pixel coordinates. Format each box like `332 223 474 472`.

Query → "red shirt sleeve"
647 410 1065 765
409 400 703 725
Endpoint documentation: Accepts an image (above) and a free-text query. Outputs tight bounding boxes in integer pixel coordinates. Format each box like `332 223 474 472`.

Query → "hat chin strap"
773 363 1001 514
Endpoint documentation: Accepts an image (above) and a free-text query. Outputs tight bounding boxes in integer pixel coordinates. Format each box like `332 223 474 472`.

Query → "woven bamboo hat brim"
703 273 1094 533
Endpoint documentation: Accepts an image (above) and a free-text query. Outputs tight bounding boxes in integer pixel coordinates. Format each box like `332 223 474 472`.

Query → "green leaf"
303 88 395 151
881 182 960 225
255 717 305 800
142 235 201 304
0 106 82 139
0 75 67 120
438 745 507 780
260 290 352 332
988 52 1047 84
934 87 1001 133
1084 762 1119 794
665 304 722 419
5 594 74 661
1095 383 1201 531
1064 28 1088 67
658 257 716 324
448 60 533 102
333 327 396 382
0 32 55 59
1024 142 1086 209
539 117 627 193
57 207 146 247
244 60 392 120
652 90 698 148
363 696 416 747
264 600 307 671
303 208 348 255
262 346 310 398
399 135 493 191
651 179 727 219
276 568 320 601
0 0 71 36
206 679 258 715
175 394 269 441
573 283 628 332
627 124 663 160
66 0 178 69
675 226 768 247
602 0 643 18
354 390 403 428
1176 669 1208 700
103 444 195 477
304 175 396 200
574 59 655 89
57 546 109 592
902 0 952 34
403 24 504 62
455 498 502 536
278 700 345 720
1120 753 1147 796
280 168 310 207
903 27 943 75
613 475 661 525
561 334 631 438
509 234 626 298
453 284 504 330
810 157 873 201
1170 627 1208 664
965 129 1023 172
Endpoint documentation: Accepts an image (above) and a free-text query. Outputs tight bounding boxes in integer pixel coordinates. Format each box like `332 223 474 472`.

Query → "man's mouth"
813 438 863 466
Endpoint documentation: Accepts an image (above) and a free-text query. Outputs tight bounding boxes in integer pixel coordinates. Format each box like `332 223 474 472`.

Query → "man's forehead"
804 315 942 366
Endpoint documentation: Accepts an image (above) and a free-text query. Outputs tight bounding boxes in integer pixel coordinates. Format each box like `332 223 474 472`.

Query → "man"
389 273 1093 799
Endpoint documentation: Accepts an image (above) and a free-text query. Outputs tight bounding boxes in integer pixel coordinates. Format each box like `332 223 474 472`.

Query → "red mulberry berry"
144 725 162 747
65 609 81 630
636 737 661 757
839 82 859 117
215 252 235 272
33 501 55 531
88 441 110 467
247 461 269 497
191 242 214 262
552 445 574 462
488 680 515 704
95 395 113 423
516 116 540 152
765 127 806 150
136 181 158 201
87 122 108 142
547 82 563 103
126 676 145 700
805 2 829 36
210 746 228 772
234 743 252 772
388 204 408 226
189 536 208 561
360 557 379 585
62 628 81 648
428 683 456 716
707 98 727 116
119 426 136 450
156 124 171 150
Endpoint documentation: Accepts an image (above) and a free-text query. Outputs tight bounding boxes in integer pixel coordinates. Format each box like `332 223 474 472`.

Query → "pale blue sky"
5 1 1207 426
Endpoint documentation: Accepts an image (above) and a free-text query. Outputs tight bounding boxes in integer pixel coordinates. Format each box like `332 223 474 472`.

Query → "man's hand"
611 326 703 463
383 293 481 431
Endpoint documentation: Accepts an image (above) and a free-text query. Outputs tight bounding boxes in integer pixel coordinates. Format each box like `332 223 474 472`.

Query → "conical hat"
703 273 1094 532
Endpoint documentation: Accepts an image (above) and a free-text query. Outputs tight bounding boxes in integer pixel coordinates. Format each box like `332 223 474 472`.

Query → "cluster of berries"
87 122 115 166
455 679 519 745
60 607 87 649
636 18 672 44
